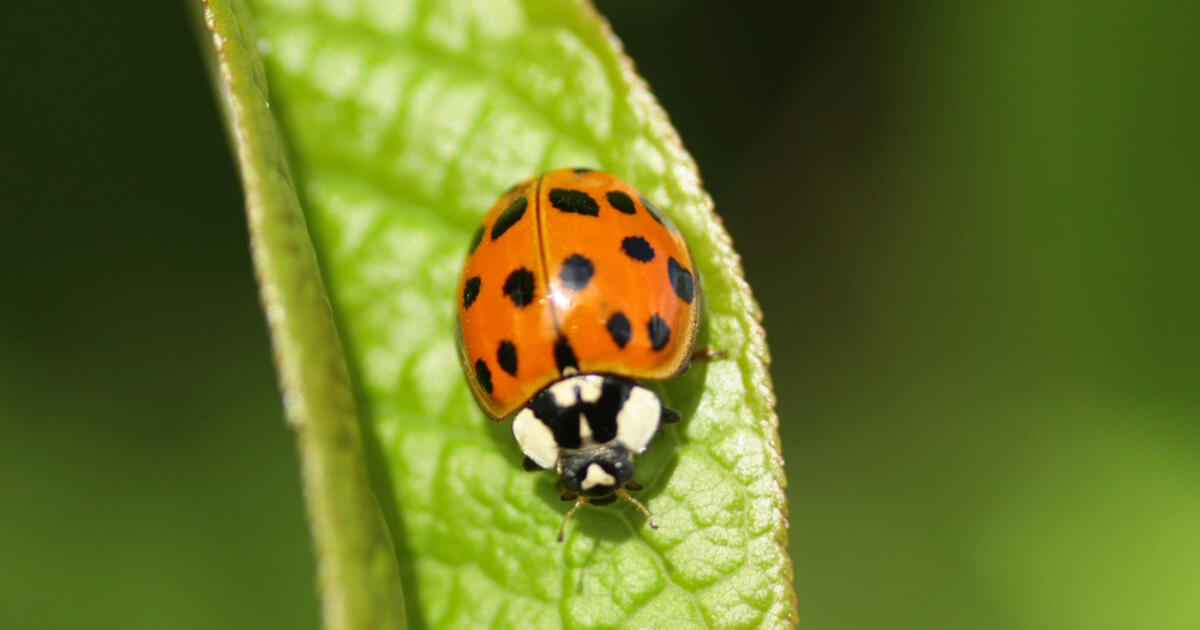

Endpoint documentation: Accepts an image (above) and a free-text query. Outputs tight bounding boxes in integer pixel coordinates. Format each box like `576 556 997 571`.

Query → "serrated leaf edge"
580 0 796 624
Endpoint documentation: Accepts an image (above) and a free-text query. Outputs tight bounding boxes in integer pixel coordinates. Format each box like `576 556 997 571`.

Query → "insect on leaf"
199 0 795 628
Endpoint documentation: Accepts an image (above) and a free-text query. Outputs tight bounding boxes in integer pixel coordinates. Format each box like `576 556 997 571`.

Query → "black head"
558 445 634 498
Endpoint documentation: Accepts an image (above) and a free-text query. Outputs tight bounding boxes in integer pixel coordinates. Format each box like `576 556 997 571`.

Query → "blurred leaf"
203 0 793 627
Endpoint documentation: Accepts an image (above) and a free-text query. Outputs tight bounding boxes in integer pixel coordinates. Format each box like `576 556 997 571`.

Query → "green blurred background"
3 1 1197 628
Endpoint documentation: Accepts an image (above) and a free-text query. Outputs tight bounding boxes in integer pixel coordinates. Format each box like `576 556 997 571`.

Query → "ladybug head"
553 446 658 541
553 445 656 541
558 446 633 498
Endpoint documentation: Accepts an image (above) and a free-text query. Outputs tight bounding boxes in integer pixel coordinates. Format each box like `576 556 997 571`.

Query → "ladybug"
456 168 703 540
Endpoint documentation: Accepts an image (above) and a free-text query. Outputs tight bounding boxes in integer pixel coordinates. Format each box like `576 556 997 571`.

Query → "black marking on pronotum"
549 188 600 216
584 380 630 444
475 359 493 394
527 376 633 448
606 190 636 215
639 195 668 226
606 312 631 348
648 314 671 351
503 268 535 307
668 257 695 304
621 236 655 262
527 392 575 445
497 340 518 376
554 335 579 374
559 254 594 291
468 226 484 255
462 276 481 310
491 196 528 240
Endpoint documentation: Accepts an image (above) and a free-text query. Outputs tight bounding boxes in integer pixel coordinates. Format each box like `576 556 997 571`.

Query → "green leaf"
198 2 407 629
201 0 794 628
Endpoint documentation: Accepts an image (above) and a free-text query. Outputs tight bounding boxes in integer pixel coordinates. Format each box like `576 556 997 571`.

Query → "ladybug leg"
624 479 643 491
522 456 545 471
691 346 728 362
560 490 579 502
660 406 682 424
681 346 728 374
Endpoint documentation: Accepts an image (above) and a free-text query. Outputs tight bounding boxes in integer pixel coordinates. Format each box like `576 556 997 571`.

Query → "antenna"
557 495 587 542
616 488 659 530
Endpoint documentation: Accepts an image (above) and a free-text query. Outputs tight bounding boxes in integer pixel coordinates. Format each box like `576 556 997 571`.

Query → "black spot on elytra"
554 336 579 373
549 188 599 216
572 167 594 173
497 340 518 376
648 315 671 351
668 257 695 304
468 226 484 254
559 254 594 291
606 312 631 348
462 276 481 310
606 190 636 215
621 236 655 262
491 196 528 240
503 268 535 307
475 359 493 394
639 195 668 226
